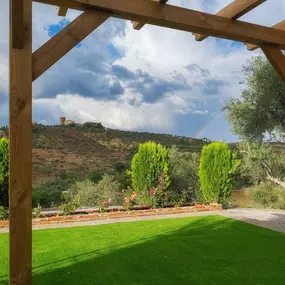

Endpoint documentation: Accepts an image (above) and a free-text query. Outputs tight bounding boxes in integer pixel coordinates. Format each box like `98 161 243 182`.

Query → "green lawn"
0 216 285 284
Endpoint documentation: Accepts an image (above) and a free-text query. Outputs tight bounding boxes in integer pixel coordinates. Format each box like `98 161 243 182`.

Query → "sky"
1 1 285 142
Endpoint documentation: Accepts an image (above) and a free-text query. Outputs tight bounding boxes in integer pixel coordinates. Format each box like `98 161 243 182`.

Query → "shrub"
113 161 128 174
169 146 201 202
32 178 74 207
60 191 80 216
74 174 122 207
199 142 240 203
130 141 171 197
122 187 137 210
0 138 8 207
250 181 285 209
33 204 42 218
87 171 104 183
0 206 8 220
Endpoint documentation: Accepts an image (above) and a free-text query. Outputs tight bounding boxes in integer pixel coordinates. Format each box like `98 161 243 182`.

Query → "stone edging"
0 204 222 229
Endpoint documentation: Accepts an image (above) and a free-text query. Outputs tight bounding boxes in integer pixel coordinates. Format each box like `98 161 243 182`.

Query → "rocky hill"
0 123 209 187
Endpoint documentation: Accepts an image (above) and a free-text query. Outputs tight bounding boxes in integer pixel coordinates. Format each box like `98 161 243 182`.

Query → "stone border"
0 204 222 229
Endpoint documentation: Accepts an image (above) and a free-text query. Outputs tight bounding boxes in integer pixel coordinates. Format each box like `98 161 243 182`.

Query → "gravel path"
1 208 285 234
221 208 285 233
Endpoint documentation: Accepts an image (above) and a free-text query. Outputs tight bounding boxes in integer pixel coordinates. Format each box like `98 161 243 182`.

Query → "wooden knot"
10 88 26 118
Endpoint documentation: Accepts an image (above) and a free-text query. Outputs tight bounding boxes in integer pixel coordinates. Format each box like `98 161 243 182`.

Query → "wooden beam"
57 6 68 16
132 0 168 30
11 0 24 48
261 44 285 84
247 20 285 51
194 0 266 41
9 0 32 284
32 10 110 81
33 0 285 50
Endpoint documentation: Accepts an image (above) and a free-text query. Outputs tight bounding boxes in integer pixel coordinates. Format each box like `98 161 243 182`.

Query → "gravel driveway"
222 208 285 233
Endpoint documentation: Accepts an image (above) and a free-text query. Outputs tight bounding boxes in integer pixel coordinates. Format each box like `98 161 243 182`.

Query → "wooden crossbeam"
132 0 168 30
57 6 68 16
194 0 266 41
247 20 285 51
11 0 24 48
32 10 110 81
9 0 32 283
33 0 285 50
261 44 285 84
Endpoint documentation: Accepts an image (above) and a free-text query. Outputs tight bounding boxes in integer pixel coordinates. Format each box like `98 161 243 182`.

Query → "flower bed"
0 204 222 229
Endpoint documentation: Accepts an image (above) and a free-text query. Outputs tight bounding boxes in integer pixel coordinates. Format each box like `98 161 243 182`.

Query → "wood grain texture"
57 6 68 16
194 0 266 41
247 20 285 51
261 44 285 84
32 10 110 81
9 0 32 284
11 0 24 48
34 0 285 49
132 0 168 30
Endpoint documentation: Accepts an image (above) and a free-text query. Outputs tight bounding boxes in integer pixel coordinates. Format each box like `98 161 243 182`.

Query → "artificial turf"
0 215 284 284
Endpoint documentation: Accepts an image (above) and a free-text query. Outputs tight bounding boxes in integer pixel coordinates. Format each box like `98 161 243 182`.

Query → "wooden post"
261 44 285 84
9 0 32 284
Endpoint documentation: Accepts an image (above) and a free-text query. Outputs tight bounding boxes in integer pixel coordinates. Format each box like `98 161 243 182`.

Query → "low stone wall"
0 204 222 229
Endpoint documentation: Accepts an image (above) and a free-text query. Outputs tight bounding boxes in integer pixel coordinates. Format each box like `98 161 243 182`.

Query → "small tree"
199 142 240 203
0 138 8 207
130 141 171 196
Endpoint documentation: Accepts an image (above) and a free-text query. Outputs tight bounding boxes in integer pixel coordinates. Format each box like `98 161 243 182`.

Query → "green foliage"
87 171 104 183
122 187 137 210
32 178 74 207
0 138 8 207
33 204 42 218
0 206 8 220
250 181 285 209
60 191 80 216
113 161 128 174
72 174 122 207
223 56 285 141
131 141 171 197
199 142 240 203
169 146 202 202
238 142 285 186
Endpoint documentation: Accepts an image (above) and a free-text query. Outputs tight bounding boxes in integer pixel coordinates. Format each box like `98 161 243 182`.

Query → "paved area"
1 208 285 234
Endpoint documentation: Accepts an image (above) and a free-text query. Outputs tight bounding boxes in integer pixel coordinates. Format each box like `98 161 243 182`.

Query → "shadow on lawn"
1 216 285 285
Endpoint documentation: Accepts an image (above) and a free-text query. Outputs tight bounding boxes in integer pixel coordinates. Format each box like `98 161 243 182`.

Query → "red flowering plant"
98 198 112 213
149 171 169 209
122 187 137 210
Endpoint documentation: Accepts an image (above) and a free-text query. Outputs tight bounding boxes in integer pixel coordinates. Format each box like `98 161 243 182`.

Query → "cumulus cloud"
0 0 285 141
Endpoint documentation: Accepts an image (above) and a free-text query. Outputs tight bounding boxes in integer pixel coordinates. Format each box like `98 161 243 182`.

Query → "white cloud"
0 0 284 141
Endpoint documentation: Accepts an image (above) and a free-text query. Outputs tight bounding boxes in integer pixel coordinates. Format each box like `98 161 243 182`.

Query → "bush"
199 142 240 204
0 138 8 207
113 161 128 174
169 146 202 202
87 171 104 183
32 178 74 207
0 206 8 220
60 191 80 216
250 181 285 209
33 204 42 218
130 141 171 197
73 174 122 207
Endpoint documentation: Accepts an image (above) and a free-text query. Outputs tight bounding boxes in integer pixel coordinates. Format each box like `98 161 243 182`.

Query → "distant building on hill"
59 117 74 126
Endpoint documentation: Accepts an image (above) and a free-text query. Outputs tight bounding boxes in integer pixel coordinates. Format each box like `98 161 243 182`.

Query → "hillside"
0 123 208 187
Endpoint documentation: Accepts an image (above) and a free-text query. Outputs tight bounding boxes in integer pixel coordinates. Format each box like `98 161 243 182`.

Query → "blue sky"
0 0 285 142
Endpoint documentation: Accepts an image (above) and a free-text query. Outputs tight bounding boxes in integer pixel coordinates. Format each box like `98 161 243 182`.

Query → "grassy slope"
0 216 284 285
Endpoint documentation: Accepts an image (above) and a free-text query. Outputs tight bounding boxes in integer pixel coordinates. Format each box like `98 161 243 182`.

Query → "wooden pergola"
8 0 285 283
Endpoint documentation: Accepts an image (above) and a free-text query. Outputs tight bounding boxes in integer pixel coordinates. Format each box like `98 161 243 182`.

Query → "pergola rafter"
8 0 285 284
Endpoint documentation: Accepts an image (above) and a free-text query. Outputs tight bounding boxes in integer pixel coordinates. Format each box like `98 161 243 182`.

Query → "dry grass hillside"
0 123 208 187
